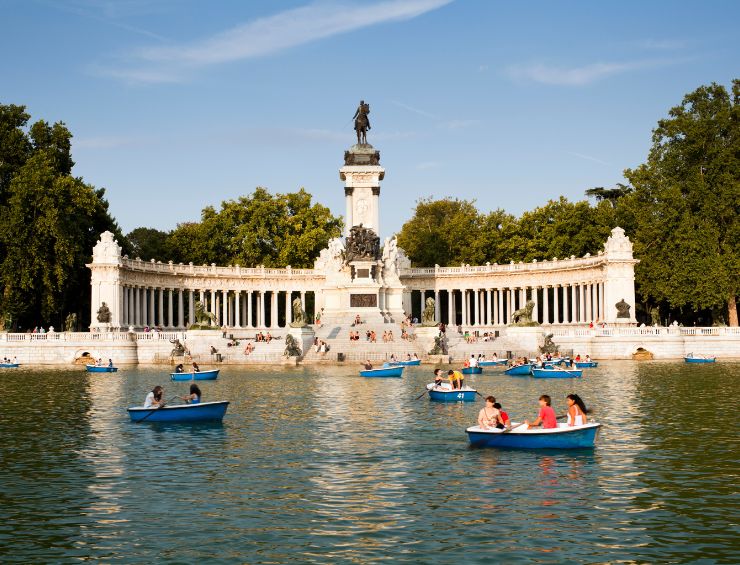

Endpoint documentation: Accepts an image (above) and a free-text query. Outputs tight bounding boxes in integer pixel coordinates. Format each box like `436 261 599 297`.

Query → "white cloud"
567 152 611 166
74 136 140 149
99 0 452 83
391 100 439 120
506 59 679 86
416 161 440 169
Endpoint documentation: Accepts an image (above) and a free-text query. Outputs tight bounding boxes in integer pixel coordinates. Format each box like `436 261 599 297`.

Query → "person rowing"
144 385 164 408
182 384 202 405
525 394 558 429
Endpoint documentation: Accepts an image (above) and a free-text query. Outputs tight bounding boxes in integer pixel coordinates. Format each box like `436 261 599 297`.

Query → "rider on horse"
353 100 371 144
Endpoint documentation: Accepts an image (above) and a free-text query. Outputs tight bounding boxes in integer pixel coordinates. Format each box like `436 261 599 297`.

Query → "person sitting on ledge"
370 331 377 343
175 363 184 373
192 362 200 372
388 331 394 342
266 333 273 343
362 359 373 370
183 384 202 405
382 331 388 343
244 342 255 355
355 314 362 325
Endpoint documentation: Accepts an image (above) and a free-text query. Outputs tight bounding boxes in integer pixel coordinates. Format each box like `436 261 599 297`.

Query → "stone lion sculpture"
422 296 436 326
194 301 217 326
284 334 302 357
290 297 307 328
510 300 539 326
539 333 558 354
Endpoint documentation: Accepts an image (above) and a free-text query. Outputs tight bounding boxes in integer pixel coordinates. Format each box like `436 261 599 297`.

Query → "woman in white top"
144 386 164 409
478 396 505 430
566 393 589 426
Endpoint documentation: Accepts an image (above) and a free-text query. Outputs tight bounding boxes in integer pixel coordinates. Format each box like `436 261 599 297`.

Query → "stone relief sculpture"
64 312 77 332
314 238 345 273
510 300 539 326
284 334 302 357
616 299 631 319
290 297 308 328
422 297 436 326
170 339 186 357
539 333 558 354
381 236 401 285
96 302 111 323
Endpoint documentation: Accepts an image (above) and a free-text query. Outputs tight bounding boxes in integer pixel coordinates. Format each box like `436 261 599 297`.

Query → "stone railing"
548 326 740 338
0 332 135 342
120 258 319 279
401 254 607 278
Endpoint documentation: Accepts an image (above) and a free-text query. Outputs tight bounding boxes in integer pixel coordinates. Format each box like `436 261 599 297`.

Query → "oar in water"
415 389 429 400
138 395 180 423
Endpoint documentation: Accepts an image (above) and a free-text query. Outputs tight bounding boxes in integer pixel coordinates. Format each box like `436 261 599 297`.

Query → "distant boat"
684 354 716 364
86 364 118 373
384 359 421 367
170 369 220 381
504 364 532 376
478 359 508 367
467 422 601 449
128 401 229 423
461 366 483 375
428 386 477 402
531 367 582 378
574 361 598 368
360 366 404 378
0 362 20 368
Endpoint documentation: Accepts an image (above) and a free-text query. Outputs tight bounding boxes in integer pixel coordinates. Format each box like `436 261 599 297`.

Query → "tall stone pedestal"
502 327 545 356
288 326 315 358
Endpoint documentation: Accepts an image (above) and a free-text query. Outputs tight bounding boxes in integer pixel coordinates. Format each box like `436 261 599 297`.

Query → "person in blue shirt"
182 384 202 404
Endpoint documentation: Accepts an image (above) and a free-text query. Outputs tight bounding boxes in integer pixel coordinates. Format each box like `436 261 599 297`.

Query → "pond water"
1 361 738 563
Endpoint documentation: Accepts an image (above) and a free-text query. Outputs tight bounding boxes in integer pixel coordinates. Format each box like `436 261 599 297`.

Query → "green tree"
127 227 171 261
397 197 485 267
167 187 342 267
622 80 739 325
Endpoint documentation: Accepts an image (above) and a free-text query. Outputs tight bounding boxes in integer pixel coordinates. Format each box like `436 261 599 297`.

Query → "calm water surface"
1 361 738 563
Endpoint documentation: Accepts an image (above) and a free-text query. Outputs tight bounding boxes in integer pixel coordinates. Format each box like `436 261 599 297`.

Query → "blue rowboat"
360 366 404 378
0 363 20 368
466 422 601 449
428 387 477 402
684 355 716 364
384 359 421 367
128 400 229 423
531 367 582 378
461 366 483 375
504 365 532 376
478 359 507 367
86 364 118 373
574 361 598 368
170 369 220 381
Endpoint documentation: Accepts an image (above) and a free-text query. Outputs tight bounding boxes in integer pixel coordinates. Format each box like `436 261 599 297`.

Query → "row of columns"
413 282 606 326
120 286 313 329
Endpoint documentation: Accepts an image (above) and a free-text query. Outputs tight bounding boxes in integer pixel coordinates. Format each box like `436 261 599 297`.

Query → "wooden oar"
138 395 180 423
415 388 430 400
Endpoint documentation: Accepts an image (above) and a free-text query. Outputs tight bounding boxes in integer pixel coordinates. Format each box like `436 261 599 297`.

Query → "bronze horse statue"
353 100 371 144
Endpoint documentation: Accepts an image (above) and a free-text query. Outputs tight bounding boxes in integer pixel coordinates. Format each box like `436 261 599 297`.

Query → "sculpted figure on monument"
539 333 558 354
284 334 302 357
290 297 308 328
194 301 217 326
422 297 437 326
616 299 631 319
510 300 539 326
64 312 77 332
353 100 371 145
96 302 111 323
346 224 380 262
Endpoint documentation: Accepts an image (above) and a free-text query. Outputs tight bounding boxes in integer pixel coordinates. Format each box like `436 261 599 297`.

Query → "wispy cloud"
391 100 439 120
506 58 682 86
567 151 611 166
97 0 452 83
74 135 142 149
391 101 478 130
632 39 687 51
416 161 440 170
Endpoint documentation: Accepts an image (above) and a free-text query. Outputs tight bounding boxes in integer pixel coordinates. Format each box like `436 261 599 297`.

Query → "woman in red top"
526 394 558 429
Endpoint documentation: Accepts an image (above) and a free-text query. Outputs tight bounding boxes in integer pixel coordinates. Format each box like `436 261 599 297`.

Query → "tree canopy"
0 104 128 330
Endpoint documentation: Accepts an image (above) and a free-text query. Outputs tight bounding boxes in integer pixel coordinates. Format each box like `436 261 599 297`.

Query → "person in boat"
144 385 164 408
575 354 582 362
362 359 373 370
493 402 509 428
412 353 419 360
175 363 184 373
182 384 202 404
469 355 478 368
390 353 397 363
526 394 558 429
463 358 470 368
433 369 444 388
478 396 505 430
566 394 589 426
491 352 498 360
192 362 200 372
108 358 113 367
448 369 464 390
585 355 592 362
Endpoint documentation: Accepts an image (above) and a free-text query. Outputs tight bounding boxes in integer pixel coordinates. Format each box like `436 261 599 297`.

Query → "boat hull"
574 361 598 368
86 365 118 373
504 365 532 376
360 367 404 378
429 388 477 402
531 368 582 378
0 363 20 368
385 359 421 367
478 360 507 367
461 367 483 375
467 423 601 449
684 357 716 364
128 401 229 423
170 369 220 381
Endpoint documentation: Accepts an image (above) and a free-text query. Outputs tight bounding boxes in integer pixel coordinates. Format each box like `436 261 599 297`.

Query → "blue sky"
2 0 738 237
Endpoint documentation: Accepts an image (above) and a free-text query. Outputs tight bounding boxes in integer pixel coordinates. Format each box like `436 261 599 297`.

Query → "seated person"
192 362 200 372
362 360 373 370
526 395 558 429
478 396 504 430
144 386 164 408
182 384 202 404
175 363 184 373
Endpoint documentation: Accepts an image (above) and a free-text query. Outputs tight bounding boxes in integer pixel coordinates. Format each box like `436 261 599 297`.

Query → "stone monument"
602 227 638 324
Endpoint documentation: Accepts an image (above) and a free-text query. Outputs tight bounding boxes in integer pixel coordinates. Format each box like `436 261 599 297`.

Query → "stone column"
188 290 195 326
543 286 550 324
285 291 291 327
447 290 454 326
570 284 577 323
209 290 216 325
271 291 278 329
156 288 163 327
472 290 478 326
247 291 253 328
579 283 585 323
486 289 492 326
234 291 241 328
121 286 128 326
519 287 525 309
300 291 306 316
221 291 228 327
146 288 152 326
418 290 425 322
133 287 139 326
553 285 560 324
434 290 440 322
461 290 467 326
259 292 265 328
532 287 539 323
167 289 174 328
178 290 184 328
